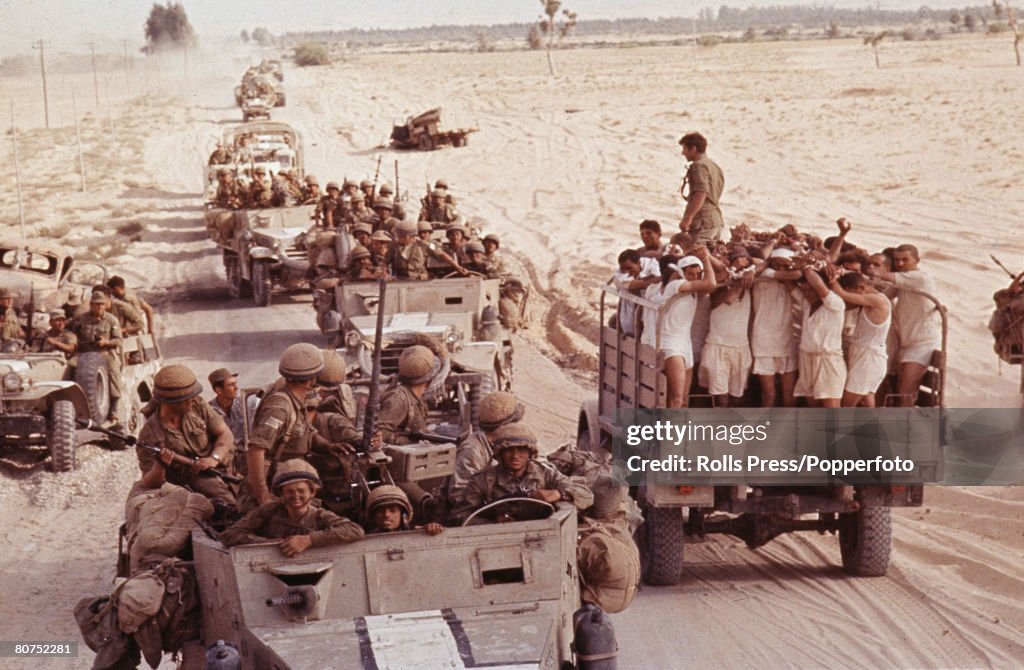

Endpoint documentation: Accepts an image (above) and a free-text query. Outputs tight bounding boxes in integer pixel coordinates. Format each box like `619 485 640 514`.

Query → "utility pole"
88 42 100 107
122 40 131 94
71 92 86 192
33 39 49 129
10 101 27 238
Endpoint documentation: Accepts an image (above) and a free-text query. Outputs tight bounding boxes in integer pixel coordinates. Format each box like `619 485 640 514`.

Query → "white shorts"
793 350 846 400
752 355 798 376
899 342 939 367
845 345 887 396
659 349 691 368
699 343 752 397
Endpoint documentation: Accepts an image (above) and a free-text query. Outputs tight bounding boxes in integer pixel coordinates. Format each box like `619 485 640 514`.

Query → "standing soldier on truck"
73 290 122 422
678 132 725 245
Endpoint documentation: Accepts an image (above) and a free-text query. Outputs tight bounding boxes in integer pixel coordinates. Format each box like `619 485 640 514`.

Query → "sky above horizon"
0 0 979 56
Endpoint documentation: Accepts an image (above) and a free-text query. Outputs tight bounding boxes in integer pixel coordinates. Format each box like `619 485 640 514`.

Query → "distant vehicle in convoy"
316 275 514 392
575 282 948 585
204 122 312 307
241 94 274 122
390 107 477 151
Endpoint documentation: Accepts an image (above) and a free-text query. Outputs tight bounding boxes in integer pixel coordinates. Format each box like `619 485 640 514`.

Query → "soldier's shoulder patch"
263 416 284 432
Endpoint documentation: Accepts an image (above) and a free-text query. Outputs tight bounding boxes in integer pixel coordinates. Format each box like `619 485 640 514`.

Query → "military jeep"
320 276 514 392
0 352 89 471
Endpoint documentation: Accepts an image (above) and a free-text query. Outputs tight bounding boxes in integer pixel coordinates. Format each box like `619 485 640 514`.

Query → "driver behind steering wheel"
448 422 594 525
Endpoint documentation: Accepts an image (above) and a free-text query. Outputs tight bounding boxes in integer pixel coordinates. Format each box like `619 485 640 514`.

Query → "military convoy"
204 123 312 306
575 282 948 585
0 238 109 316
235 60 285 121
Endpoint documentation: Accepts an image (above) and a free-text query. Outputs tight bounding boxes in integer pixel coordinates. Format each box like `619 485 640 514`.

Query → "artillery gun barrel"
265 593 306 607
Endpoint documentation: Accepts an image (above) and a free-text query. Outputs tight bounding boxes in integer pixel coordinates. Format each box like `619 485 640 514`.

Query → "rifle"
990 254 1020 280
76 418 242 484
411 430 457 444
371 153 383 198
394 160 400 202
361 277 387 453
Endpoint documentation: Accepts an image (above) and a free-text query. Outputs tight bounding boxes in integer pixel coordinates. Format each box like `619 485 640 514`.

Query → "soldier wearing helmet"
313 349 368 447
348 191 375 226
418 187 463 227
347 245 383 281
248 167 274 209
447 392 525 502
482 233 508 277
449 422 594 524
221 459 364 556
207 141 231 166
240 344 352 512
137 364 237 505
385 219 431 280
30 309 77 357
317 181 341 228
301 175 320 205
463 240 497 277
214 170 244 210
72 290 123 422
376 344 438 445
365 485 444 535
360 178 375 203
416 220 434 243
442 223 474 268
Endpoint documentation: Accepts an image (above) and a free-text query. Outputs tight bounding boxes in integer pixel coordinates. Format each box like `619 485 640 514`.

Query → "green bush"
294 41 329 67
987 22 1009 34
697 34 723 47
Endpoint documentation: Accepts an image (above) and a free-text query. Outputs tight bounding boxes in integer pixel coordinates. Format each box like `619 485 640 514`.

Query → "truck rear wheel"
636 503 685 586
48 400 76 472
75 352 110 423
839 506 892 576
418 134 434 151
252 261 273 306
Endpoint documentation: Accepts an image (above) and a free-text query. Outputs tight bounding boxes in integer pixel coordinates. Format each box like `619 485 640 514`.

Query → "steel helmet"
318 349 347 386
365 484 413 518
272 459 322 491
398 345 436 385
491 422 538 457
478 392 524 431
278 343 325 381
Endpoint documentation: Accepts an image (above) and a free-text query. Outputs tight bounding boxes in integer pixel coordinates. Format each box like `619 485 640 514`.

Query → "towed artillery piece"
390 107 477 151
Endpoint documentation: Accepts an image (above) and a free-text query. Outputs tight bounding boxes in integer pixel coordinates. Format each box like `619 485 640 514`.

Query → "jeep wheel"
48 400 77 472
75 351 111 423
252 261 273 306
225 256 251 299
838 506 892 576
636 501 685 586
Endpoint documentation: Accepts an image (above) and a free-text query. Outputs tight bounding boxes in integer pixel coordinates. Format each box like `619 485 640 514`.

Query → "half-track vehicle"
204 123 312 307
0 238 108 317
187 503 591 669
576 282 948 585
390 107 477 151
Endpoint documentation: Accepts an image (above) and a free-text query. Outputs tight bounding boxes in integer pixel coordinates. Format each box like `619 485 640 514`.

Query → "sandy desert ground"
1 33 1023 669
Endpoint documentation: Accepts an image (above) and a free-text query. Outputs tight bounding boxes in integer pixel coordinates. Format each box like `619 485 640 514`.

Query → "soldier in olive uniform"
417 220 434 243
352 223 373 250
464 240 498 277
359 178 375 203
447 391 524 503
348 191 375 226
449 423 594 524
443 224 472 267
208 142 231 166
248 168 275 209
77 285 144 336
215 171 244 209
419 188 464 227
369 196 394 230
678 132 725 244
0 287 25 344
136 365 237 505
221 459 364 556
107 276 154 334
317 181 341 228
73 291 123 420
377 345 437 445
31 310 77 357
483 234 507 277
302 175 321 205
386 220 432 280
240 344 352 513
347 245 384 281
368 230 393 272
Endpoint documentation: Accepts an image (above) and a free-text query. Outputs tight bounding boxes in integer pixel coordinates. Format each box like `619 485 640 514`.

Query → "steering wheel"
442 270 486 279
461 497 555 527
